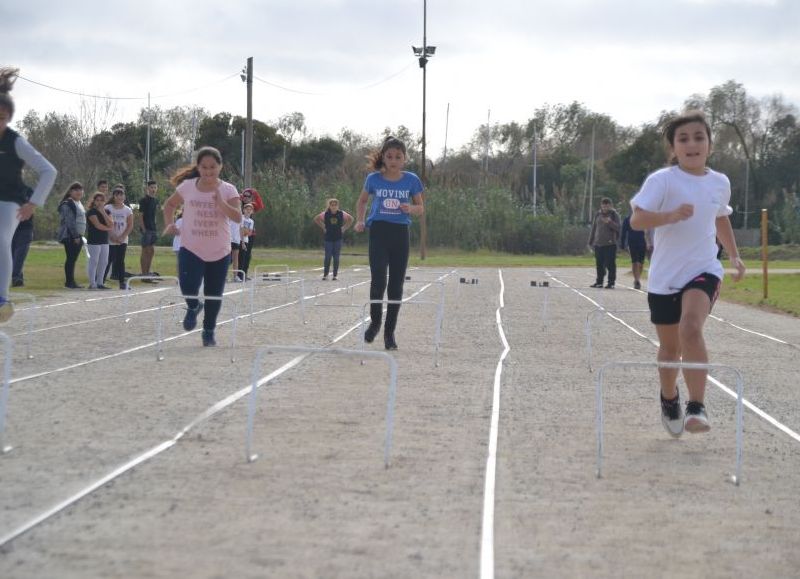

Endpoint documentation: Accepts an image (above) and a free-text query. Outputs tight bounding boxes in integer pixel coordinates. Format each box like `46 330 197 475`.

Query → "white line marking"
0 277 438 547
480 269 510 579
549 274 800 444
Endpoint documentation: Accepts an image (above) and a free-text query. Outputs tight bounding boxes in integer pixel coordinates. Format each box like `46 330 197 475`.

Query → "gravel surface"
0 266 798 578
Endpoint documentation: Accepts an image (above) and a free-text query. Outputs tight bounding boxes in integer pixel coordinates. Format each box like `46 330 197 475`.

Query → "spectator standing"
588 197 621 288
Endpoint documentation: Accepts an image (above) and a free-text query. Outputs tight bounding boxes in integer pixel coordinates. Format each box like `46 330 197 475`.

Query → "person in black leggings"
354 136 425 350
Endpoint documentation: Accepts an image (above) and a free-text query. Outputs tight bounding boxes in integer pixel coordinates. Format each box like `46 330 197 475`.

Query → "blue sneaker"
0 298 13 323
183 303 204 331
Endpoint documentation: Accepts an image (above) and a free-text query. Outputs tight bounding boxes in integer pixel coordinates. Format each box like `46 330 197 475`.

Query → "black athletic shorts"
140 230 158 247
629 245 646 264
647 273 721 325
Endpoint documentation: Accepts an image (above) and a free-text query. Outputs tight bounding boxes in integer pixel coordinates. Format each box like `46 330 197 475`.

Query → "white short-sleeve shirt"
631 166 732 295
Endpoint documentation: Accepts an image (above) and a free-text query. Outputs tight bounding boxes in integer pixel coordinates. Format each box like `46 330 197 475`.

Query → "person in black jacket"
57 182 86 289
0 67 57 321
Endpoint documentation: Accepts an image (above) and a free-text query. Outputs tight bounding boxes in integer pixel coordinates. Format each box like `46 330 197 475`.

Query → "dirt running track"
0 266 798 578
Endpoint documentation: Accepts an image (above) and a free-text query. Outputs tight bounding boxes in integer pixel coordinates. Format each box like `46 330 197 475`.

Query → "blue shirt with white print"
363 171 423 226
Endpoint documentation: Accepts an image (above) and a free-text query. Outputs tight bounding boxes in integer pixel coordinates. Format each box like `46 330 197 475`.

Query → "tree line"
18 79 800 253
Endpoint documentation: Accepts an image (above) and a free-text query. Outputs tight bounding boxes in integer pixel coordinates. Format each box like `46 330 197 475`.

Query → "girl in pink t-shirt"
162 146 242 347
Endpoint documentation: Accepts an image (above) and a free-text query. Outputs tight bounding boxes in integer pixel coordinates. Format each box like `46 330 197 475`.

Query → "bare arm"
629 204 694 230
314 212 325 231
342 211 354 232
715 215 746 282
122 212 134 238
216 189 242 223
88 213 112 231
162 192 183 235
401 193 424 216
354 190 370 232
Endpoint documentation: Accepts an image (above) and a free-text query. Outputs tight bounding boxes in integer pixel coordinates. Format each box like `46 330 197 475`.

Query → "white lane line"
549 275 800 445
480 269 510 579
8 284 336 385
0 277 441 547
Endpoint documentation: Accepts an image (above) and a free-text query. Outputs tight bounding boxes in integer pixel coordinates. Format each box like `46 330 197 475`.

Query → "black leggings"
368 221 409 334
105 243 128 285
62 239 83 285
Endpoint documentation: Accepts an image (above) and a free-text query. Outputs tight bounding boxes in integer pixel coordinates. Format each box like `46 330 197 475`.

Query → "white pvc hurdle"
124 275 179 322
527 276 582 326
156 294 239 362
0 331 13 454
245 346 398 467
594 361 744 485
7 292 37 359
359 296 445 367
585 308 651 371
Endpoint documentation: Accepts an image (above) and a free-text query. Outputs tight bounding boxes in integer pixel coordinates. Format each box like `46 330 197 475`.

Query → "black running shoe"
660 391 684 438
364 323 380 343
183 303 204 331
384 333 398 350
201 330 216 347
590 282 603 288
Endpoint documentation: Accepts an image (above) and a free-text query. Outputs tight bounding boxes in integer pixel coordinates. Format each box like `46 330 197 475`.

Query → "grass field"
12 242 800 317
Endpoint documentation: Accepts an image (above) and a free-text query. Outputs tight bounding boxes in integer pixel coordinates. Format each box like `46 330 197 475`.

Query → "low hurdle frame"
0 332 13 454
245 346 398 467
594 360 744 485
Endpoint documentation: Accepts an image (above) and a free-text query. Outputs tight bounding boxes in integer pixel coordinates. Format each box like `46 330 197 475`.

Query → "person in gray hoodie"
588 197 621 288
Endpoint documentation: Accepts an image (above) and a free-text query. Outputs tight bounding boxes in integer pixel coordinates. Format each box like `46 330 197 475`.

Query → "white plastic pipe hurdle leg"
245 346 399 467
594 361 745 485
0 332 14 454
124 275 180 323
156 293 238 362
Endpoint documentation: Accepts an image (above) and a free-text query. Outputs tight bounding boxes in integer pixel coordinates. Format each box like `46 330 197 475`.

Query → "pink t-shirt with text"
176 179 240 262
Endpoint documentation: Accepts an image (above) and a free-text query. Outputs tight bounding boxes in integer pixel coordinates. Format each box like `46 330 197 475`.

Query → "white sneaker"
684 401 711 433
660 392 684 438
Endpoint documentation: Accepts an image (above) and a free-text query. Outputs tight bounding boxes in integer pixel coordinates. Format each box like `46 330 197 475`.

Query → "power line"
17 72 240 102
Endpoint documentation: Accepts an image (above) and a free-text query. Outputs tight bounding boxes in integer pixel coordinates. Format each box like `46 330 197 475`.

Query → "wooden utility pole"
244 57 254 189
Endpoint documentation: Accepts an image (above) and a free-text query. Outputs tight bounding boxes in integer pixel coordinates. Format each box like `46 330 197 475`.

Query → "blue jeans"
323 239 342 277
178 248 230 332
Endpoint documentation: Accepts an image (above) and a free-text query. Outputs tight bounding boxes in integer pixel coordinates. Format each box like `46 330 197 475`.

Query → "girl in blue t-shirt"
354 136 424 350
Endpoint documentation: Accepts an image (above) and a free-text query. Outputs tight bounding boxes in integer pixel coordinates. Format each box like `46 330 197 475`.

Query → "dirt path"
0 267 798 578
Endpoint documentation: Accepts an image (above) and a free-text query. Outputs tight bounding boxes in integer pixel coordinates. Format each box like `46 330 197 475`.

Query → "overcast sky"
3 0 799 158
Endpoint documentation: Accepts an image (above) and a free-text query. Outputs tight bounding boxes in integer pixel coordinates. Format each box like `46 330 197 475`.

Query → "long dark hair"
60 181 84 202
171 146 223 186
0 67 19 118
368 136 407 171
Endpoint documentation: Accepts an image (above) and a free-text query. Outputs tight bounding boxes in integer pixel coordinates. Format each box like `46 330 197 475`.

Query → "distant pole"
188 108 197 162
761 208 768 299
483 109 491 174
744 159 750 230
244 57 254 189
145 92 151 184
241 130 245 178
587 124 596 222
442 102 450 163
532 125 538 217
412 0 435 260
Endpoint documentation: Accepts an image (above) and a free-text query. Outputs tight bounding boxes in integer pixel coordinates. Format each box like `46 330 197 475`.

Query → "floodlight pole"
416 0 434 260
244 57 254 189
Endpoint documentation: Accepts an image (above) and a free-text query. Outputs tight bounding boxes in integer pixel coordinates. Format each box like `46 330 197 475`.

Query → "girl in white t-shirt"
631 111 745 437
